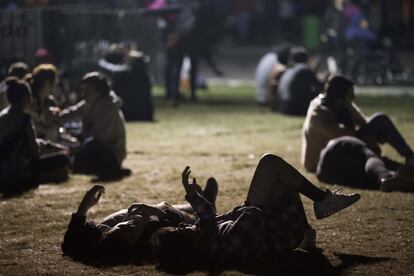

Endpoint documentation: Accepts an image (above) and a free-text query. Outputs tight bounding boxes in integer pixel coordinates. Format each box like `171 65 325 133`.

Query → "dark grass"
0 85 413 275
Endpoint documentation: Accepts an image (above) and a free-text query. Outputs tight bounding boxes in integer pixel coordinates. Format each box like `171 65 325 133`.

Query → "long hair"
150 226 210 273
30 64 58 99
81 72 111 97
323 75 355 128
324 75 354 104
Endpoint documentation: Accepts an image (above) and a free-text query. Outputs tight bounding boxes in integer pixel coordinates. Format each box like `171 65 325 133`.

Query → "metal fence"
0 7 165 83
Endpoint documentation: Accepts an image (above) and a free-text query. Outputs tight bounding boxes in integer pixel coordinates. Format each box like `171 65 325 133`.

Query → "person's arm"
309 106 356 138
181 166 216 221
61 185 105 262
181 167 264 259
349 101 367 128
24 114 40 159
59 100 87 122
126 203 168 221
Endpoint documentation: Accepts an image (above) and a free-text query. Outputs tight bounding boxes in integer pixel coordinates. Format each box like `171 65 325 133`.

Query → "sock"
297 178 326 202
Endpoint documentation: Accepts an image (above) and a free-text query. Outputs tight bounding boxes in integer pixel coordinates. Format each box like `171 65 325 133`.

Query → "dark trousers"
72 139 121 178
317 136 397 189
33 153 69 184
164 50 184 103
357 112 413 158
1 153 69 195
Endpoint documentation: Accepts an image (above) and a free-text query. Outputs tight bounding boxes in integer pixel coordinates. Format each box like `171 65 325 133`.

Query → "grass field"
1 86 413 275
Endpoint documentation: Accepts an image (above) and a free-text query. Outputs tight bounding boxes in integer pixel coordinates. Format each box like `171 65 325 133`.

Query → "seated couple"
19 64 128 181
62 154 360 272
302 75 414 192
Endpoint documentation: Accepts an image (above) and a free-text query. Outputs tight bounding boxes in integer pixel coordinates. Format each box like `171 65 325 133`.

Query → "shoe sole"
315 194 361 219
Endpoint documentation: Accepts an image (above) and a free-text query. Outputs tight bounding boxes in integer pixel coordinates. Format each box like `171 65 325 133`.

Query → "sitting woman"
0 78 68 195
151 154 360 272
302 75 414 191
302 75 414 169
28 64 60 140
59 72 129 181
61 179 218 265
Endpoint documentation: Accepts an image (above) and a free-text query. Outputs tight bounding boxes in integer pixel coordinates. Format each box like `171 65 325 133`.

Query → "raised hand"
77 185 105 216
181 166 198 197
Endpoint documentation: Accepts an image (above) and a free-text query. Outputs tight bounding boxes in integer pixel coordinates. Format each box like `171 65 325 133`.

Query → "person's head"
80 72 110 103
31 64 58 100
276 44 292 66
289 46 308 65
99 223 139 265
104 44 128 65
8 62 29 79
5 77 32 112
150 225 210 273
128 50 149 75
324 75 355 106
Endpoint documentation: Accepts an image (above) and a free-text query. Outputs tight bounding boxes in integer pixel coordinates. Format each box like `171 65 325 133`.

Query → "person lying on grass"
150 154 361 272
61 179 218 265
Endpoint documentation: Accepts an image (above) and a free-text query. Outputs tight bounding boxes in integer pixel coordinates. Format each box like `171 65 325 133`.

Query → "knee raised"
260 153 284 166
370 112 390 124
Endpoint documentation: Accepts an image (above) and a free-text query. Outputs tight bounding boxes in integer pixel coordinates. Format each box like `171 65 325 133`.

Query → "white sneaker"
314 189 361 219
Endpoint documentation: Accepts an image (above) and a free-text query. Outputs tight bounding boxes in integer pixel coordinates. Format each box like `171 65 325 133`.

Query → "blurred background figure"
254 47 277 105
276 47 321 116
0 62 30 111
254 44 292 107
59 72 130 181
99 44 154 121
163 0 224 105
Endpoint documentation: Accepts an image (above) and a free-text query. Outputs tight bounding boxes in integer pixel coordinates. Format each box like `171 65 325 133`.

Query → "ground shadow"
333 252 391 273
163 249 392 275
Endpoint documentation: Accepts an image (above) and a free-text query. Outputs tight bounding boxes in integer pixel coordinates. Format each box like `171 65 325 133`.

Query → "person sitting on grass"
0 78 68 195
28 64 61 140
302 75 414 191
275 47 322 115
61 179 218 265
150 154 360 273
59 72 129 181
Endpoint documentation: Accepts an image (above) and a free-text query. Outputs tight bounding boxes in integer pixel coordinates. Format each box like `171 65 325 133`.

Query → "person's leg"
73 139 125 180
246 154 325 207
33 153 69 184
245 154 319 250
246 154 360 219
358 112 414 162
189 54 199 101
171 54 184 106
